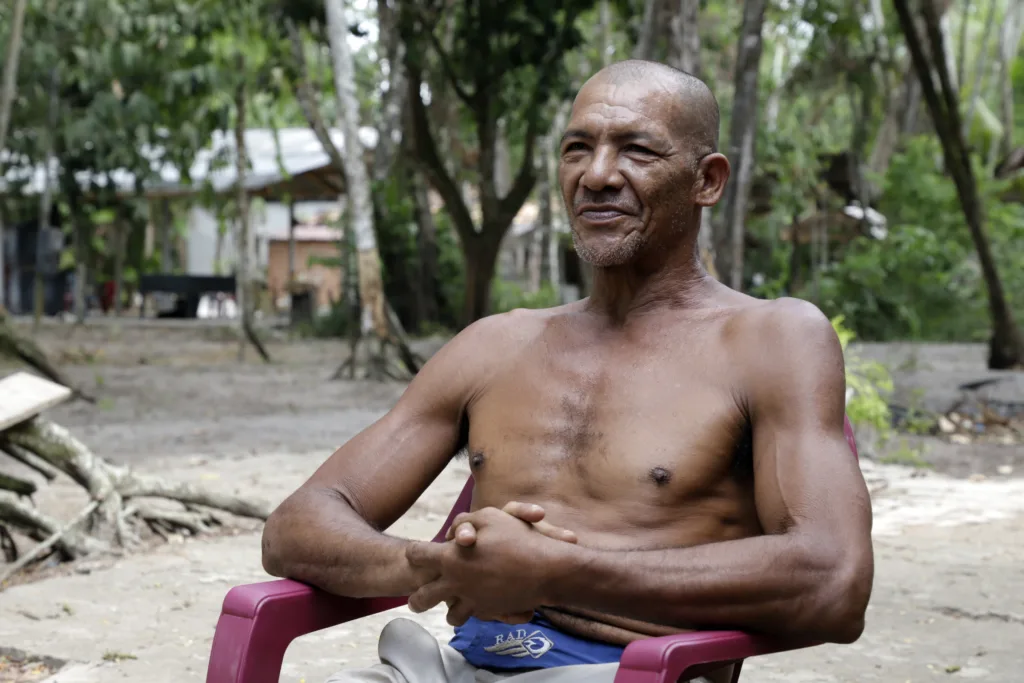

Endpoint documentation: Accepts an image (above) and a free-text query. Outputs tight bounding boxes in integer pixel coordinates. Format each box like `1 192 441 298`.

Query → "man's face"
558 77 695 268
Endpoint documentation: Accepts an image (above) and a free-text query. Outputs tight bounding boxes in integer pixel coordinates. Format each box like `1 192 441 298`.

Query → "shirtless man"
262 60 874 683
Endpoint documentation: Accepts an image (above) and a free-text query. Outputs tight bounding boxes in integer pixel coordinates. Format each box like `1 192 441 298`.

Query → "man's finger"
446 599 474 627
408 578 452 614
405 541 444 568
502 501 546 524
532 519 578 544
452 521 477 547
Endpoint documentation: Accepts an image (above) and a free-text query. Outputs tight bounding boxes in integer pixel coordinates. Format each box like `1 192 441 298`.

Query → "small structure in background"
267 223 343 318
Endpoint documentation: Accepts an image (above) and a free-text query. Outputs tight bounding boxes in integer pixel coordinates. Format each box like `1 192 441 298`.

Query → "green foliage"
815 137 1024 342
831 315 893 434
490 281 561 315
433 210 470 329
879 441 932 469
305 301 354 339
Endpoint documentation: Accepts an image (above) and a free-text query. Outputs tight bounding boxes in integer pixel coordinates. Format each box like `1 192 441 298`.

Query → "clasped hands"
405 502 577 627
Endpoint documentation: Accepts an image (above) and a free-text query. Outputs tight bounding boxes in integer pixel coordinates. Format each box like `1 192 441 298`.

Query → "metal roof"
1 126 378 200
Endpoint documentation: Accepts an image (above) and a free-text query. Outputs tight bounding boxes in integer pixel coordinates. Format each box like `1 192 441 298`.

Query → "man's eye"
624 144 655 155
564 142 587 153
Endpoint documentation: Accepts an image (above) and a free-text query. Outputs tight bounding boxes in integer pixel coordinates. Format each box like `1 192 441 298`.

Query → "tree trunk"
997 1 1023 156
289 14 418 377
714 0 767 291
232 71 270 364
326 0 388 342
72 211 88 325
962 0 999 137
667 0 701 74
287 200 296 294
956 0 971 87
409 166 440 325
764 33 786 132
373 0 407 182
530 135 555 293
599 0 613 66
894 0 1024 369
634 0 663 60
235 81 249 361
113 217 125 317
494 119 513 199
0 0 27 152
33 69 60 328
0 0 29 313
0 204 5 314
664 0 717 278
158 199 172 273
463 237 501 324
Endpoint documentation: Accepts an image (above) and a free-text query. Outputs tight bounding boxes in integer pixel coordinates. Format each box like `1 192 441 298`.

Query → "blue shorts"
449 613 625 670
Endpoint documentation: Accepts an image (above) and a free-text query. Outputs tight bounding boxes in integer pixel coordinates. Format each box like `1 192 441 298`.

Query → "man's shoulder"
724 297 844 378
455 305 568 346
428 305 567 375
729 297 838 346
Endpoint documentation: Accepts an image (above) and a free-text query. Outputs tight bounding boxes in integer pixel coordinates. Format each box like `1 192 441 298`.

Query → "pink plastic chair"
207 417 861 683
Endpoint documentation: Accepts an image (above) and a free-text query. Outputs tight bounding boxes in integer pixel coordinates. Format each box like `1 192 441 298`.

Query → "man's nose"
580 147 625 192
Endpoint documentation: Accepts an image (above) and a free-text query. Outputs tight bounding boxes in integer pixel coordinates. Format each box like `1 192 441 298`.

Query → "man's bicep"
302 319 502 530
746 301 871 540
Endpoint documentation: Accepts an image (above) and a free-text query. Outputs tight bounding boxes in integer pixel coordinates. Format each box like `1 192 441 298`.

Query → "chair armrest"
206 579 408 683
614 630 820 683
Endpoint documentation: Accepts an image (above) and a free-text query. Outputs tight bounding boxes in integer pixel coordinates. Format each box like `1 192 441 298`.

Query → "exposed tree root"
0 492 104 559
0 472 36 496
241 315 272 364
0 441 59 481
0 500 99 584
330 304 424 382
0 415 272 581
0 314 95 402
1 524 19 562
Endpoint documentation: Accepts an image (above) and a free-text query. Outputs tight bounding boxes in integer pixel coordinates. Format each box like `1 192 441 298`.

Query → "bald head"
578 59 720 160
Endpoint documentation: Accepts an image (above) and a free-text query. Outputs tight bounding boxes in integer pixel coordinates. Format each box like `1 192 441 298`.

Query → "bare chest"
465 336 752 515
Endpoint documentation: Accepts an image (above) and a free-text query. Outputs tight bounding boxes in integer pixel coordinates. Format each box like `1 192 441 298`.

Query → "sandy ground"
1 319 1023 682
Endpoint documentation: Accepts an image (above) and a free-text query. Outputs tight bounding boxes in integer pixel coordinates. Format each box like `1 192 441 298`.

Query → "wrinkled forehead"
567 78 682 141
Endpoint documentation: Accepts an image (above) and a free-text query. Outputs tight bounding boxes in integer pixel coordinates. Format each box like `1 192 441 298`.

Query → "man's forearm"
262 488 420 598
545 532 870 643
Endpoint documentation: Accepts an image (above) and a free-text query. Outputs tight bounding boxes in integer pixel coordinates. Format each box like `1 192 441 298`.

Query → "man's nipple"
648 466 673 486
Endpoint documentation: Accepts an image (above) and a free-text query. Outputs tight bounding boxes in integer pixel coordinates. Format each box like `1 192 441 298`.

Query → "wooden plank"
0 372 73 433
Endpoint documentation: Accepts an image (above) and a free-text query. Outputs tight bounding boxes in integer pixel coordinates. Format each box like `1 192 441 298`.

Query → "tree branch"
498 8 582 225
920 1 962 130
424 25 475 106
286 18 348 181
405 59 478 242
373 0 409 183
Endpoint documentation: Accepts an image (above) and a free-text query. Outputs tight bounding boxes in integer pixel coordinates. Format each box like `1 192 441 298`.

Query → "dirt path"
0 322 1022 682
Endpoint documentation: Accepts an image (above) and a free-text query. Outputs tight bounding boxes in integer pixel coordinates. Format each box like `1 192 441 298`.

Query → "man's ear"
694 153 730 207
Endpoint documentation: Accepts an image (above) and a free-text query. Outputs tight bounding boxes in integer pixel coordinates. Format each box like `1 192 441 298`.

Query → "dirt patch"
0 648 64 683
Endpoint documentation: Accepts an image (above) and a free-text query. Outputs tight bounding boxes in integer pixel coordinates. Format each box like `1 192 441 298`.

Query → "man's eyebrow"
560 129 591 146
612 131 667 147
559 129 668 147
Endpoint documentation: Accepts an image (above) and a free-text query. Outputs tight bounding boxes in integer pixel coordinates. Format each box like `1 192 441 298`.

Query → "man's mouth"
577 205 633 222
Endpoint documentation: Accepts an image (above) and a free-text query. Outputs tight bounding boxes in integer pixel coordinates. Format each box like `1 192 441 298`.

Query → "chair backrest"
433 415 860 543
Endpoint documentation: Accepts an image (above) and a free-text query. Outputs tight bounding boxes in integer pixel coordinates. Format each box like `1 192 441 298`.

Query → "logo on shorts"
484 628 555 659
